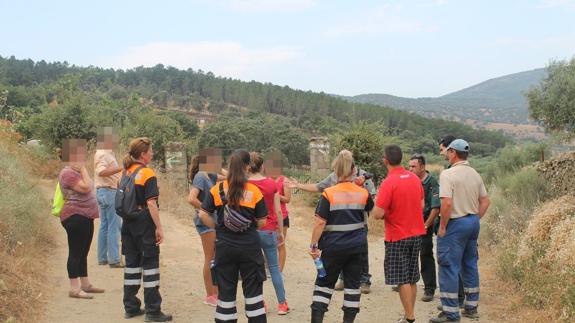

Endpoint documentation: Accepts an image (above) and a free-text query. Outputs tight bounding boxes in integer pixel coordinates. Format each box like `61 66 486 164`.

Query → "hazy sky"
1 0 574 97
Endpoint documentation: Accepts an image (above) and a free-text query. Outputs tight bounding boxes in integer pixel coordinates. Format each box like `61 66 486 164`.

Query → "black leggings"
62 215 94 279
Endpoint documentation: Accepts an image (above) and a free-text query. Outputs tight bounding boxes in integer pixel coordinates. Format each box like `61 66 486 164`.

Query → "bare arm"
438 197 453 237
309 216 327 258
478 196 490 219
371 205 385 220
274 192 284 245
98 165 122 177
199 208 216 229
187 187 202 209
296 182 320 192
256 218 267 228
147 199 164 245
71 166 93 194
424 208 440 229
280 181 291 203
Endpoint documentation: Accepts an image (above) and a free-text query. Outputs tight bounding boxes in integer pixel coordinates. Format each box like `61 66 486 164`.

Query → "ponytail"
227 149 250 209
249 152 264 174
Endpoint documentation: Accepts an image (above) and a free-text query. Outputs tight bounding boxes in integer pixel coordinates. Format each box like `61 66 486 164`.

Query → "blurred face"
263 152 282 178
141 146 153 164
62 139 87 167
199 148 223 173
439 144 449 161
97 127 119 150
408 159 425 177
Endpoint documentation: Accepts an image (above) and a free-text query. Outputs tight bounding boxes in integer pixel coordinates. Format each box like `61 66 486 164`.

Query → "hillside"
0 55 511 160
345 68 547 125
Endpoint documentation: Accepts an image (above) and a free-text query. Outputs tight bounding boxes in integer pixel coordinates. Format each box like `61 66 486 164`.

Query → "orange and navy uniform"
201 180 268 249
126 163 159 210
122 163 163 315
316 182 374 253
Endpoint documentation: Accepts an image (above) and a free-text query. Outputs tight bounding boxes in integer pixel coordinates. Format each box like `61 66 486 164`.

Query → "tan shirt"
439 160 487 219
94 149 121 189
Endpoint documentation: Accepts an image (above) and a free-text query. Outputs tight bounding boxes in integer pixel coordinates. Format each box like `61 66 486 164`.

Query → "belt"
97 186 117 190
450 214 477 221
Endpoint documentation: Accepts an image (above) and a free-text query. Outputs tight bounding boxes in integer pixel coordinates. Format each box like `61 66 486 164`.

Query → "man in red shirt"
372 145 426 323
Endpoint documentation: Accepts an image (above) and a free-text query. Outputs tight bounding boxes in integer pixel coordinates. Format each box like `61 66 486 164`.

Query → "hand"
309 247 321 259
354 175 366 187
438 226 446 238
277 232 285 247
285 178 300 189
155 227 164 245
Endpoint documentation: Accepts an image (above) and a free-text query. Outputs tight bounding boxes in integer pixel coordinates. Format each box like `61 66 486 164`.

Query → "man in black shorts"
371 145 426 323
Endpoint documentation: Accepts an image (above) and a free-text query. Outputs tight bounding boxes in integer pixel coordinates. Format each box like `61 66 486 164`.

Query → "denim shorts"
194 211 216 235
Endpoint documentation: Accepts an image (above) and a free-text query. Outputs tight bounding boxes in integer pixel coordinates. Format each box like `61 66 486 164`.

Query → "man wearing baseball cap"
430 139 490 323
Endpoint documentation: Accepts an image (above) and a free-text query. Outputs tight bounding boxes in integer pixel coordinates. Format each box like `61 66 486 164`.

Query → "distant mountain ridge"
344 68 547 124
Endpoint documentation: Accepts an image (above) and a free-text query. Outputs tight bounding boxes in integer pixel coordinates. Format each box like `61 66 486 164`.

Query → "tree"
527 58 575 135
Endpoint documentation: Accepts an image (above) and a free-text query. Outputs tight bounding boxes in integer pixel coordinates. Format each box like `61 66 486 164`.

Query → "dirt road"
43 198 492 323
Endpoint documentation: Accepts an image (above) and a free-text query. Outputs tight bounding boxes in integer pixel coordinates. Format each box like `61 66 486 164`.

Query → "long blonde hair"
332 150 354 181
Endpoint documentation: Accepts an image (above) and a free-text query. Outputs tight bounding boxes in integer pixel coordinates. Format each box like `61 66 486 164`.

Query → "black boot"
343 311 357 323
144 311 173 322
311 310 325 323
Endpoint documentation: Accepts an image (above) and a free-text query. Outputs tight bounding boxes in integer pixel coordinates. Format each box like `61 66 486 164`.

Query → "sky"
1 0 574 97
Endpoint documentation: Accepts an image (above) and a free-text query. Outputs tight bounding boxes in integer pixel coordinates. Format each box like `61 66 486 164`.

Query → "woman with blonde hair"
308 150 374 323
120 137 171 322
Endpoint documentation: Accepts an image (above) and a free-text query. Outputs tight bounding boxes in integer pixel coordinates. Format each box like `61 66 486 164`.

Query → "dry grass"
156 175 195 226
0 121 55 322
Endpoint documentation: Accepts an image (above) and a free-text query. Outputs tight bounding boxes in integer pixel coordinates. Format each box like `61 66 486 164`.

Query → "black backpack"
115 165 146 221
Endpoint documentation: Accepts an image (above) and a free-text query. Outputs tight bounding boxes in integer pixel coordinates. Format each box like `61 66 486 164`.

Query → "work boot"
461 307 479 319
311 309 325 323
360 282 371 294
144 311 173 322
343 311 357 323
125 308 145 319
421 291 434 302
429 312 460 322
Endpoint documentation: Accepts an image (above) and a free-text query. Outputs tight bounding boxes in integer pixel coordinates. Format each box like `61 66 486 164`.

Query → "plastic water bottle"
314 258 327 278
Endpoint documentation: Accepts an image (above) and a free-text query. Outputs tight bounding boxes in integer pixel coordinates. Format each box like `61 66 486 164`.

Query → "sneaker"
396 318 409 323
461 308 479 319
360 282 371 294
98 261 108 266
429 312 460 323
421 292 434 302
392 285 400 292
203 295 217 307
109 262 124 268
144 311 173 322
334 279 344 291
278 301 290 315
125 308 145 319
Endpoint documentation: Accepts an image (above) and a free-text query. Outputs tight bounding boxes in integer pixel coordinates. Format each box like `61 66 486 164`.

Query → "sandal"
81 285 105 293
69 290 94 299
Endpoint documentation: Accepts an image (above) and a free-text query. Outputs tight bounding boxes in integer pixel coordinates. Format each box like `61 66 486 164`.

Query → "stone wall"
537 151 575 197
309 137 330 177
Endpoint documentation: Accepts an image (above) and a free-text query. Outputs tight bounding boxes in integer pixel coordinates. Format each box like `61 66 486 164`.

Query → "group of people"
56 130 489 323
